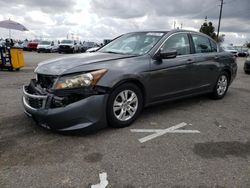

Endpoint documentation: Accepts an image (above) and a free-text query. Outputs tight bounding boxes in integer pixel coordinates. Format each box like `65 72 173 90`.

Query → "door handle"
187 59 195 64
214 56 219 60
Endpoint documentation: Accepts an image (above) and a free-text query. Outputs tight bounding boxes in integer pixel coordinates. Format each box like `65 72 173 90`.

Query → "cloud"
0 0 249 45
90 0 150 19
0 0 76 14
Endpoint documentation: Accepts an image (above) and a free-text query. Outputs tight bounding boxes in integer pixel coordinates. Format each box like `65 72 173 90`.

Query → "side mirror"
159 49 177 59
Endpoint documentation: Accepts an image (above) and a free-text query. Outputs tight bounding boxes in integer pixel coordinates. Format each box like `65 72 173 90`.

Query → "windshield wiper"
103 51 124 54
102 51 138 56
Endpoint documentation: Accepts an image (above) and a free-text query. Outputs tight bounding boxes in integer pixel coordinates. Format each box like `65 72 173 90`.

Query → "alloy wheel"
217 75 228 96
113 90 138 121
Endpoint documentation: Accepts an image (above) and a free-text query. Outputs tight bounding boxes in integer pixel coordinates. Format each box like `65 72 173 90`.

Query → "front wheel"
211 72 229 99
107 83 143 128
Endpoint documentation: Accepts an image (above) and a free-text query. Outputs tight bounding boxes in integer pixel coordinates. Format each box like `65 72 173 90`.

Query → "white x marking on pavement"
131 122 200 143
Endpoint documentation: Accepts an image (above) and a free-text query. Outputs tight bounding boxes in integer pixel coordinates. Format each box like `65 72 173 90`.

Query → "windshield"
99 32 165 55
83 42 95 47
61 40 74 44
225 46 236 50
40 41 51 45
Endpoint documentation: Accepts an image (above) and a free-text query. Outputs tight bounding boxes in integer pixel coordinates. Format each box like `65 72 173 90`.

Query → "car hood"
225 49 237 53
37 44 50 48
60 43 74 46
35 52 135 75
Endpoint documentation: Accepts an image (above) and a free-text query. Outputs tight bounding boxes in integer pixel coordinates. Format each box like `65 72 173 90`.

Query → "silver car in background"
37 41 59 53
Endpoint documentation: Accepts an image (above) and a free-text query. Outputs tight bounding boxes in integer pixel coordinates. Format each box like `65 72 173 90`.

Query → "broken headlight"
53 69 107 90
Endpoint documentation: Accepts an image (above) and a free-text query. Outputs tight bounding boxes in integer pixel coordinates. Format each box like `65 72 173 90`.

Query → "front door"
149 33 195 102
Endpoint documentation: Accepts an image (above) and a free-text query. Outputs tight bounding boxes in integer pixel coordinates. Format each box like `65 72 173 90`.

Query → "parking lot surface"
0 52 250 188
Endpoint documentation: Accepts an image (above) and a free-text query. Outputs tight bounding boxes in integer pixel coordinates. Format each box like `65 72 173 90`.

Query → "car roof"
127 29 213 38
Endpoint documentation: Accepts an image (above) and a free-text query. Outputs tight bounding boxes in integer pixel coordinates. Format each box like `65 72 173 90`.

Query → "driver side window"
161 33 190 55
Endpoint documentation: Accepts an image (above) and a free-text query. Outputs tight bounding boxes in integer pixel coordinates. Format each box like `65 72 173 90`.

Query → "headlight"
53 69 107 89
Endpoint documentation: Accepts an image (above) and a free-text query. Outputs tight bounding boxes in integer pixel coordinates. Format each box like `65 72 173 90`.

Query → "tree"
217 34 225 44
199 21 217 40
245 41 250 48
199 20 224 43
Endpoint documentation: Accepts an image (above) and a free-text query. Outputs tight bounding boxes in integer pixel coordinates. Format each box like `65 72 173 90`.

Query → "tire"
244 70 250 74
211 71 229 99
107 83 143 128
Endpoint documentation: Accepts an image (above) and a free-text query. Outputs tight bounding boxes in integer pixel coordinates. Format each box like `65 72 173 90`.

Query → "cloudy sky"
0 0 249 45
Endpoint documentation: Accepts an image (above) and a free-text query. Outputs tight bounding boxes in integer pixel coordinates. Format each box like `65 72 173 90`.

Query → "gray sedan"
22 30 237 131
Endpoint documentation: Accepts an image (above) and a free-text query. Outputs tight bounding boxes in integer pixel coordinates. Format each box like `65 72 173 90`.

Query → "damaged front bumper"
22 80 109 131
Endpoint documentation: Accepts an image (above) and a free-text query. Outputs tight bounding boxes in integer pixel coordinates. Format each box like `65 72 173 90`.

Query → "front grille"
23 86 48 110
59 45 70 49
27 97 44 109
37 74 57 89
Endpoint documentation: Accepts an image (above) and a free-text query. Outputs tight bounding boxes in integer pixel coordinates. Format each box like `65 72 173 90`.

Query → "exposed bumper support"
22 85 108 131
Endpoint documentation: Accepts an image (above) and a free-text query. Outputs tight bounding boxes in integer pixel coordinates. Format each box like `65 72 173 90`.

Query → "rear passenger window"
191 34 212 53
210 40 217 52
162 33 190 55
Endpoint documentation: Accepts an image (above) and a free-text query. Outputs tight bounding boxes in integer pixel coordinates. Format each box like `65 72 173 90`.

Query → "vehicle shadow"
35 92 233 137
65 94 212 137
142 94 209 116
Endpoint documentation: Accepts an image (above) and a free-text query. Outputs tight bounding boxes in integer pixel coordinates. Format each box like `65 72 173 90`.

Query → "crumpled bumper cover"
22 85 108 131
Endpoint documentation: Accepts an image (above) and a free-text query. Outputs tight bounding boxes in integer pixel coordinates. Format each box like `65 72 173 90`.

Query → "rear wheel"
211 71 229 99
107 83 143 128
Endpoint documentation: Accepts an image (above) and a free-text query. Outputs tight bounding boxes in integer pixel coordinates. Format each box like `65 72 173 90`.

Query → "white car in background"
58 40 81 53
0 39 5 47
37 41 58 53
222 46 238 57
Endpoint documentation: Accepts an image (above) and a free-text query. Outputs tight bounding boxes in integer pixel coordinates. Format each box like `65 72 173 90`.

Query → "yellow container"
10 48 25 70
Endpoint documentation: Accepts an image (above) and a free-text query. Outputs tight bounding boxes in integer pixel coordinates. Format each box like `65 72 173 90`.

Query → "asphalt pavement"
0 51 249 188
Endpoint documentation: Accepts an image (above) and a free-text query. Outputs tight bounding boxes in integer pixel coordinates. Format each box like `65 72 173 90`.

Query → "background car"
58 39 80 53
22 41 29 51
26 40 40 51
222 46 238 57
37 40 58 53
13 41 24 48
80 41 96 52
0 39 5 47
244 57 250 74
237 47 249 57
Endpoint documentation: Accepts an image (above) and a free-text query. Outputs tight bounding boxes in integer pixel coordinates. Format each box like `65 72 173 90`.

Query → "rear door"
149 32 196 102
189 34 219 91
